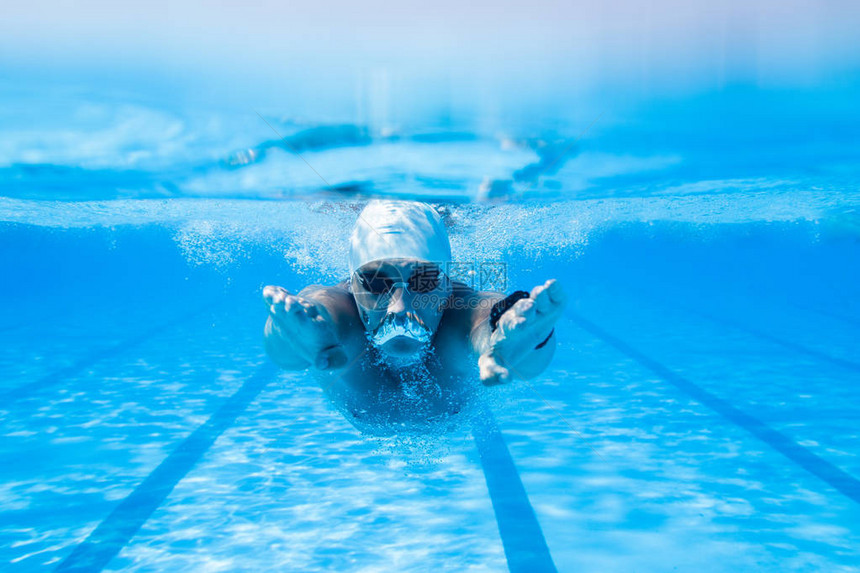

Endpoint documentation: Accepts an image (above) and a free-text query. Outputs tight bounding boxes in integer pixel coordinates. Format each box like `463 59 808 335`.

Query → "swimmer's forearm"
468 293 502 356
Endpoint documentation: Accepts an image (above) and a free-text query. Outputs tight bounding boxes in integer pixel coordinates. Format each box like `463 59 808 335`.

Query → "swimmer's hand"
263 285 349 371
479 279 566 385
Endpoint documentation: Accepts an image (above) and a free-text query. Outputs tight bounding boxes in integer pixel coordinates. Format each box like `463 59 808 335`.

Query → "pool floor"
2 266 859 572
0 218 859 573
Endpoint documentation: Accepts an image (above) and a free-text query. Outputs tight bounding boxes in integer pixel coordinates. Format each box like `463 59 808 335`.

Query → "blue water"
2 69 860 572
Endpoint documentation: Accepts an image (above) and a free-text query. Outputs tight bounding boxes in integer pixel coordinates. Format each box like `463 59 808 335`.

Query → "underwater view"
2 1 860 571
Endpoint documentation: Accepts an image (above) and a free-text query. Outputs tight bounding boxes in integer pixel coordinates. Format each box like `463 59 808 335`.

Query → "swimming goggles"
352 263 446 309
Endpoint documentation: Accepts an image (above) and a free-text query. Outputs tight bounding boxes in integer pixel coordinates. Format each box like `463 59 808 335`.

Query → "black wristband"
489 290 530 332
490 290 555 350
490 291 555 351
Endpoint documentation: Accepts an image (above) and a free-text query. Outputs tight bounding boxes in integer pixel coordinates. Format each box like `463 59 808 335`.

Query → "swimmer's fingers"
495 298 536 338
263 285 289 304
513 297 536 319
265 287 322 319
263 286 341 368
263 285 291 308
298 299 320 318
546 279 567 306
270 297 301 324
479 353 511 386
264 288 317 325
495 298 533 332
530 281 552 313
531 279 567 319
315 344 348 371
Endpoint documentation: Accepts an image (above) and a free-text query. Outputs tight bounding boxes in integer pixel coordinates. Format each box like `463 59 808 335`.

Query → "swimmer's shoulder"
437 281 504 358
449 280 475 302
448 280 504 317
450 280 504 300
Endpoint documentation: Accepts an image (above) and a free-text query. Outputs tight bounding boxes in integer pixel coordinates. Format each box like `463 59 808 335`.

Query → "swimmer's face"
351 258 451 361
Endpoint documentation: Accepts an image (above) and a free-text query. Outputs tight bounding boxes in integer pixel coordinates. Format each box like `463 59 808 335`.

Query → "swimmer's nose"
386 286 409 314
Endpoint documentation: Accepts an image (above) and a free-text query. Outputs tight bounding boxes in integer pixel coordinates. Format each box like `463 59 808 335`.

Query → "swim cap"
349 200 452 275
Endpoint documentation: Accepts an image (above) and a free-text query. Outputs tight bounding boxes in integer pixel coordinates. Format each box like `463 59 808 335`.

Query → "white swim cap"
349 200 452 275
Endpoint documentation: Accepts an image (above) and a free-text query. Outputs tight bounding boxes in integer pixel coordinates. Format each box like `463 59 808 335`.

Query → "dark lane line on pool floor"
569 311 860 506
54 362 280 573
472 403 558 573
629 283 860 375
790 302 860 331
0 321 27 334
0 303 218 408
691 308 860 374
0 298 108 336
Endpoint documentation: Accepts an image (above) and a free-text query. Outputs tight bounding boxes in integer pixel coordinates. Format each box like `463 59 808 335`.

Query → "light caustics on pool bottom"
2 189 860 572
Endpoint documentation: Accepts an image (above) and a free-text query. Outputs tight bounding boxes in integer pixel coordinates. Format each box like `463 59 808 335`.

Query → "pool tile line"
791 302 860 331
691 308 860 374
0 296 113 336
471 402 559 573
569 311 860 506
1 303 219 407
0 321 26 334
53 362 280 573
625 282 860 375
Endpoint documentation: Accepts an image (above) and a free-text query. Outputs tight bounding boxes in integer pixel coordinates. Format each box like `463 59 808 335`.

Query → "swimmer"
262 200 566 426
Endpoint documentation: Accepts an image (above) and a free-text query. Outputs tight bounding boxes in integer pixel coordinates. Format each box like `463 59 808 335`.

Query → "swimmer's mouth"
372 313 431 347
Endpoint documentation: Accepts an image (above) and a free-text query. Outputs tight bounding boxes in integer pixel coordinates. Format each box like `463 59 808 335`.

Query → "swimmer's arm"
467 291 502 357
468 295 555 381
263 283 366 371
468 279 565 385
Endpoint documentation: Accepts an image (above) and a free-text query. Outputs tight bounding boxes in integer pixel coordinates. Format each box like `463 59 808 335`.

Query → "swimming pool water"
2 72 860 572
